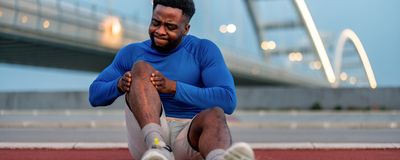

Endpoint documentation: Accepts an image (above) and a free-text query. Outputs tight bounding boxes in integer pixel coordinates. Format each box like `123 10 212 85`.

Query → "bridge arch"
334 29 377 89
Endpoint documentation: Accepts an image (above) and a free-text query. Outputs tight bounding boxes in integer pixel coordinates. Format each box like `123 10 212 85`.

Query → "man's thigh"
171 120 202 160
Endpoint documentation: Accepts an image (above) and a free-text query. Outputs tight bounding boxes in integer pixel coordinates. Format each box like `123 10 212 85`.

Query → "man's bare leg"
125 61 165 148
188 107 232 159
187 107 255 160
126 61 161 127
126 61 174 160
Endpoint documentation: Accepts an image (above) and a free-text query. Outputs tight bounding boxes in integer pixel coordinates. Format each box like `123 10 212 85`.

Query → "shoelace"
151 144 173 152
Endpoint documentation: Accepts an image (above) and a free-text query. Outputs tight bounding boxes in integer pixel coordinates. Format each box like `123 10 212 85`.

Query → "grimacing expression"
149 5 190 52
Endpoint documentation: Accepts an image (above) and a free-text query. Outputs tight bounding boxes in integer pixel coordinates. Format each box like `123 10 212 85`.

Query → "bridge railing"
0 0 147 50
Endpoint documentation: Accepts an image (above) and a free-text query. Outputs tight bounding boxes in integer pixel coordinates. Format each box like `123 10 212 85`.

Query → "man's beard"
150 34 182 53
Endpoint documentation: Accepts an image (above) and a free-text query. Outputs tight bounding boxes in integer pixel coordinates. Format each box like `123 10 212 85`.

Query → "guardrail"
0 0 147 49
1 87 399 110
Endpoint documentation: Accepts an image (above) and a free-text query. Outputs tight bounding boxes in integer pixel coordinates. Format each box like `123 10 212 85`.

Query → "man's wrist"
169 80 177 94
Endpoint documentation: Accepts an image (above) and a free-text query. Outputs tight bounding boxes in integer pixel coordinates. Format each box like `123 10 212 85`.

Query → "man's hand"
118 71 132 93
150 71 176 94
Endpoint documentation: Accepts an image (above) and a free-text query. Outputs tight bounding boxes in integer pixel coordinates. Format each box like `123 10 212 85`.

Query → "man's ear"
184 24 190 35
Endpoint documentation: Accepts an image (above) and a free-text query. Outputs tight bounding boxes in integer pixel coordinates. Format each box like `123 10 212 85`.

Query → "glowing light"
111 18 122 35
42 20 50 29
340 72 348 81
226 24 237 33
289 52 303 62
289 54 295 62
294 0 336 84
309 61 321 70
261 41 276 50
21 15 28 23
313 61 321 70
219 25 227 33
101 16 123 48
220 24 237 34
102 16 123 36
334 29 377 89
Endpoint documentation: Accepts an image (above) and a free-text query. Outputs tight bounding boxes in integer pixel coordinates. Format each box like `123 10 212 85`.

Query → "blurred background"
0 0 399 144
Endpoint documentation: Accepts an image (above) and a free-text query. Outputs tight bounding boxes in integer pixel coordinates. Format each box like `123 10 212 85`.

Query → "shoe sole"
224 142 255 160
141 151 168 160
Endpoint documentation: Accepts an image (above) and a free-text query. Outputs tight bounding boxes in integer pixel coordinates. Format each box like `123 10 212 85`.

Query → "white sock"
206 149 225 160
142 123 166 148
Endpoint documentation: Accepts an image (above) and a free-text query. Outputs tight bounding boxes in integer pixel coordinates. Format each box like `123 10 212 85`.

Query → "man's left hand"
150 71 176 94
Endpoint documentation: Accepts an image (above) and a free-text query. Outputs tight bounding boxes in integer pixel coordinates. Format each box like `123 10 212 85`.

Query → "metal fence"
0 0 147 49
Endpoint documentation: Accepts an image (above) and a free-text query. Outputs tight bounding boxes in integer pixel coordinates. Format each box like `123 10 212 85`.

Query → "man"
89 0 254 159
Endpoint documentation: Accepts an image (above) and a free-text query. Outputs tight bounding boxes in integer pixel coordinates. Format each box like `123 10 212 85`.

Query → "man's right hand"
118 71 132 93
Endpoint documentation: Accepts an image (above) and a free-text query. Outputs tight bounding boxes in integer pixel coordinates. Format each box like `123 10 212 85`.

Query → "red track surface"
1 149 399 160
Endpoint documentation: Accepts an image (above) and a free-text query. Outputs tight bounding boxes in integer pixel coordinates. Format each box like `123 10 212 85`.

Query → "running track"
1 148 400 160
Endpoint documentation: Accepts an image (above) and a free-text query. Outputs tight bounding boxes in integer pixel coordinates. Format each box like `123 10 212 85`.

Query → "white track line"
0 142 399 149
250 143 400 149
0 143 128 149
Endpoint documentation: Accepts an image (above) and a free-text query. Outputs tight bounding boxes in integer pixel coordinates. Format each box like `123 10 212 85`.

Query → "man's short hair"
153 0 195 21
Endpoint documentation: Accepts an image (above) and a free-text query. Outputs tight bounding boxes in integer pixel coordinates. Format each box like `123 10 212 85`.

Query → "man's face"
149 5 190 52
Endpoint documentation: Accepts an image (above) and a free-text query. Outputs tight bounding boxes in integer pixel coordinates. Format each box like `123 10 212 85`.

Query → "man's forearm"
89 79 123 106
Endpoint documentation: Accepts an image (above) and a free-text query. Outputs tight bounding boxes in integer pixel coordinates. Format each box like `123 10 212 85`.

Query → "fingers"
151 79 165 86
123 72 132 84
123 72 132 82
120 72 132 92
123 86 130 92
151 71 161 77
124 71 132 77
150 71 165 90
121 81 130 92
150 76 164 85
150 71 163 82
150 76 163 81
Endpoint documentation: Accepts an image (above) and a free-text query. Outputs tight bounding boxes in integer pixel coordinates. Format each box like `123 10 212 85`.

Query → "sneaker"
224 142 255 160
141 145 174 160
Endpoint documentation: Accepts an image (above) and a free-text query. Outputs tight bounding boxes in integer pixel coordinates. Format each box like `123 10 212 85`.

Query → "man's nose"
156 25 167 35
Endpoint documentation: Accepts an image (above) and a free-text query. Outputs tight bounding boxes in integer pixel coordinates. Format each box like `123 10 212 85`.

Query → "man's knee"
131 60 155 79
201 107 226 124
205 107 224 114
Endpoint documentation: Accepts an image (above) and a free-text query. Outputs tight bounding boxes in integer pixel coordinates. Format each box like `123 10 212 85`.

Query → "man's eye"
167 24 177 30
152 21 160 26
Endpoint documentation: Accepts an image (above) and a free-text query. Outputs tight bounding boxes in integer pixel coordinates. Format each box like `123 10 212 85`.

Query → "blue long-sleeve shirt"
89 35 236 118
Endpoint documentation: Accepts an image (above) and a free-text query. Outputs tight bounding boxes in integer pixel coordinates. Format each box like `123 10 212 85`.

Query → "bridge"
0 0 376 87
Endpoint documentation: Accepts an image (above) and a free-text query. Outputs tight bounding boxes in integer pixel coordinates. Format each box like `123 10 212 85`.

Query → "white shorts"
124 105 203 160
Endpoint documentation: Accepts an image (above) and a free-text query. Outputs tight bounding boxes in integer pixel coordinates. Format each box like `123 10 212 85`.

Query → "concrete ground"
1 109 399 159
1 109 399 143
